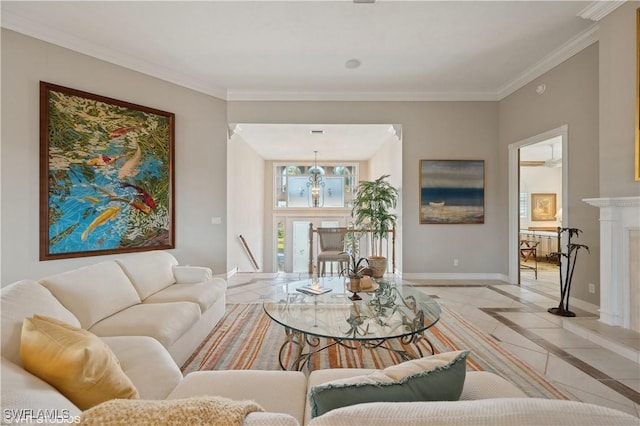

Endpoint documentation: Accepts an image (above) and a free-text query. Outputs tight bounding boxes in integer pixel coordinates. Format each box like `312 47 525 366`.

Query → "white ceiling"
1 1 620 160
231 123 399 160
1 0 616 102
520 135 562 162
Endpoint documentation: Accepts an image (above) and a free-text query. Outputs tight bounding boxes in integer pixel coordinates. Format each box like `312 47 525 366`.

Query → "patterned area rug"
182 303 568 400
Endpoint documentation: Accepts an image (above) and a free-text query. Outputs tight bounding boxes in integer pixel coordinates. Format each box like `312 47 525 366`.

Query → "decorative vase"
348 276 362 301
367 256 387 278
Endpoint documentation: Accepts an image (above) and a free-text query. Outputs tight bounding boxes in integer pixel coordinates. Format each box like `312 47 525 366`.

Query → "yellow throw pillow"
20 315 139 410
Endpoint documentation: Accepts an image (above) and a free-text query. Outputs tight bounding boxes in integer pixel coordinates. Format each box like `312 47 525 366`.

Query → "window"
274 163 357 209
519 192 528 219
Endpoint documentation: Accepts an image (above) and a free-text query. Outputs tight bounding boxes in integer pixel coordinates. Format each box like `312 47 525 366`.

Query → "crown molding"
225 90 500 102
1 10 228 100
496 24 599 100
578 1 626 21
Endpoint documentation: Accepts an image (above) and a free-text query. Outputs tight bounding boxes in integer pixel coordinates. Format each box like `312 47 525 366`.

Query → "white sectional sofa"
1 251 637 425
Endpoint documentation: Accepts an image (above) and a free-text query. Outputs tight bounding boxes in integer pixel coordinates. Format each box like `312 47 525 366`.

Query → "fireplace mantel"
583 196 640 331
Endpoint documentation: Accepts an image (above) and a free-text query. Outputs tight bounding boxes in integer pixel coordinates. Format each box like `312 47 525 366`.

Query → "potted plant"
340 225 369 300
351 174 399 278
340 252 369 300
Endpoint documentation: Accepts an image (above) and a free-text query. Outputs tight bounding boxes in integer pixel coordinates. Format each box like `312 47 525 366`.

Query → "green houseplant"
339 224 369 300
351 174 399 278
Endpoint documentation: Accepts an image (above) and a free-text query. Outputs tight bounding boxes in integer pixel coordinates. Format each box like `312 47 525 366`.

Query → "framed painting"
531 193 556 221
633 8 640 181
419 160 484 224
40 82 175 260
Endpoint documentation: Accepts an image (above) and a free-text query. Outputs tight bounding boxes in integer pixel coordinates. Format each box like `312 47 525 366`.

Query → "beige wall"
368 134 403 272
599 2 640 197
1 29 229 284
227 134 265 273
228 101 502 276
498 44 600 304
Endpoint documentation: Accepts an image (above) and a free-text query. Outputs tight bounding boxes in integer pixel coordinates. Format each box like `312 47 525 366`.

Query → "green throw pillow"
309 350 470 418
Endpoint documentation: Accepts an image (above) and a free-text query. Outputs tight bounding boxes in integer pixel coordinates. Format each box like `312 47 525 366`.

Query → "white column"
584 197 640 329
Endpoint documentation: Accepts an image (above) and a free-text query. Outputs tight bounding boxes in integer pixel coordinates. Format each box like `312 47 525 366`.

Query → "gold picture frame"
531 193 557 222
636 8 640 180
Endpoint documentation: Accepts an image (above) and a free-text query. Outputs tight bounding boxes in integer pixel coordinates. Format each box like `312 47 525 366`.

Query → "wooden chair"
520 240 540 279
317 228 350 276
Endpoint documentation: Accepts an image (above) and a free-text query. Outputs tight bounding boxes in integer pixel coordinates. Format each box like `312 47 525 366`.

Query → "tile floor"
225 270 640 417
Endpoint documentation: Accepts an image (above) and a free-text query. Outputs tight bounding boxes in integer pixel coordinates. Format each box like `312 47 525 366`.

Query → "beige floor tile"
528 327 601 349
562 347 640 380
499 312 561 328
546 354 638 416
491 324 549 354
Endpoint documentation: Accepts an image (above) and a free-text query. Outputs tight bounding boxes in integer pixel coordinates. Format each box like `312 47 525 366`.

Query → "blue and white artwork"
420 160 484 224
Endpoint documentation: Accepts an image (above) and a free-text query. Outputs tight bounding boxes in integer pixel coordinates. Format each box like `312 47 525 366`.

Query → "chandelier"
307 151 325 207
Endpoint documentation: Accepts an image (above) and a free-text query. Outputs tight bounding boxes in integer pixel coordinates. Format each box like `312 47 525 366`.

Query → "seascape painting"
40 82 175 260
420 160 484 224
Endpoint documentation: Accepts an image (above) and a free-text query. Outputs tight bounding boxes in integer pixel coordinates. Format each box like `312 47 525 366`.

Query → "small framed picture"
531 193 557 221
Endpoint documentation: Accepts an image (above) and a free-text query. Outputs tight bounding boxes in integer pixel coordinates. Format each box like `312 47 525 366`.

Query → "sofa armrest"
173 266 213 283
460 371 526 399
244 412 299 426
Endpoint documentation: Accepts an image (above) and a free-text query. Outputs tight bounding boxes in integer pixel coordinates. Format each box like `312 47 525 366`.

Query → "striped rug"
181 303 568 400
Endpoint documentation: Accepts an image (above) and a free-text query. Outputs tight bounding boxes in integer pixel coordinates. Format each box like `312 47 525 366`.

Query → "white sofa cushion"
459 371 526 399
244 412 300 426
116 251 178 300
306 398 640 425
102 336 183 400
1 280 80 365
173 265 214 283
40 261 141 329
1 357 82 422
143 280 226 313
168 370 308 426
89 302 200 348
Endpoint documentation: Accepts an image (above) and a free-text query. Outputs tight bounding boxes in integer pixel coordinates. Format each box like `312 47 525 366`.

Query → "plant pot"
348 277 361 292
367 256 387 278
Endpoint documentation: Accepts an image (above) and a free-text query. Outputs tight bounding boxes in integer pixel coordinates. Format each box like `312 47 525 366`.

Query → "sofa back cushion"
40 261 141 329
1 280 80 365
1 357 82 421
116 251 178 300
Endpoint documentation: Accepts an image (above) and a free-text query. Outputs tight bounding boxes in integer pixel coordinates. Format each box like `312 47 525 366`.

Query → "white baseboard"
225 267 238 279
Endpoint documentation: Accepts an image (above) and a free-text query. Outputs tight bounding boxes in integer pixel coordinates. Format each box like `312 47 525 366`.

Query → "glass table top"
263 276 441 341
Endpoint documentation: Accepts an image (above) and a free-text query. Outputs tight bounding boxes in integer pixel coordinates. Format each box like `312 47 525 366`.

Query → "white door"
292 221 311 273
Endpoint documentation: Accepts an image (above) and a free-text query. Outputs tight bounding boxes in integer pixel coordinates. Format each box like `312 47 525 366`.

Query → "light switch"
211 217 222 225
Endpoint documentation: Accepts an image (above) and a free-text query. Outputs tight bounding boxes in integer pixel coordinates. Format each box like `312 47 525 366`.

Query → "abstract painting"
419 160 484 224
40 82 175 260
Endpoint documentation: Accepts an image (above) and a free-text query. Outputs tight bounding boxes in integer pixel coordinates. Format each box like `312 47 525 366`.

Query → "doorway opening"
228 123 402 275
508 125 567 286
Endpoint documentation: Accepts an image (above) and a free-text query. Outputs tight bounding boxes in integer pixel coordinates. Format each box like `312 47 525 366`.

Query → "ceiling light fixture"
307 151 325 208
345 59 362 69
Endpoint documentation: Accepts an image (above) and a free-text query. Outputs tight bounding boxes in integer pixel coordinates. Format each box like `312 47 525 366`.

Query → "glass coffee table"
263 276 441 371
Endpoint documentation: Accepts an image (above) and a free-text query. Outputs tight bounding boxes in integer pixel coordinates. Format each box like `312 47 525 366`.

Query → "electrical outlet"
588 283 596 294
453 258 459 267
